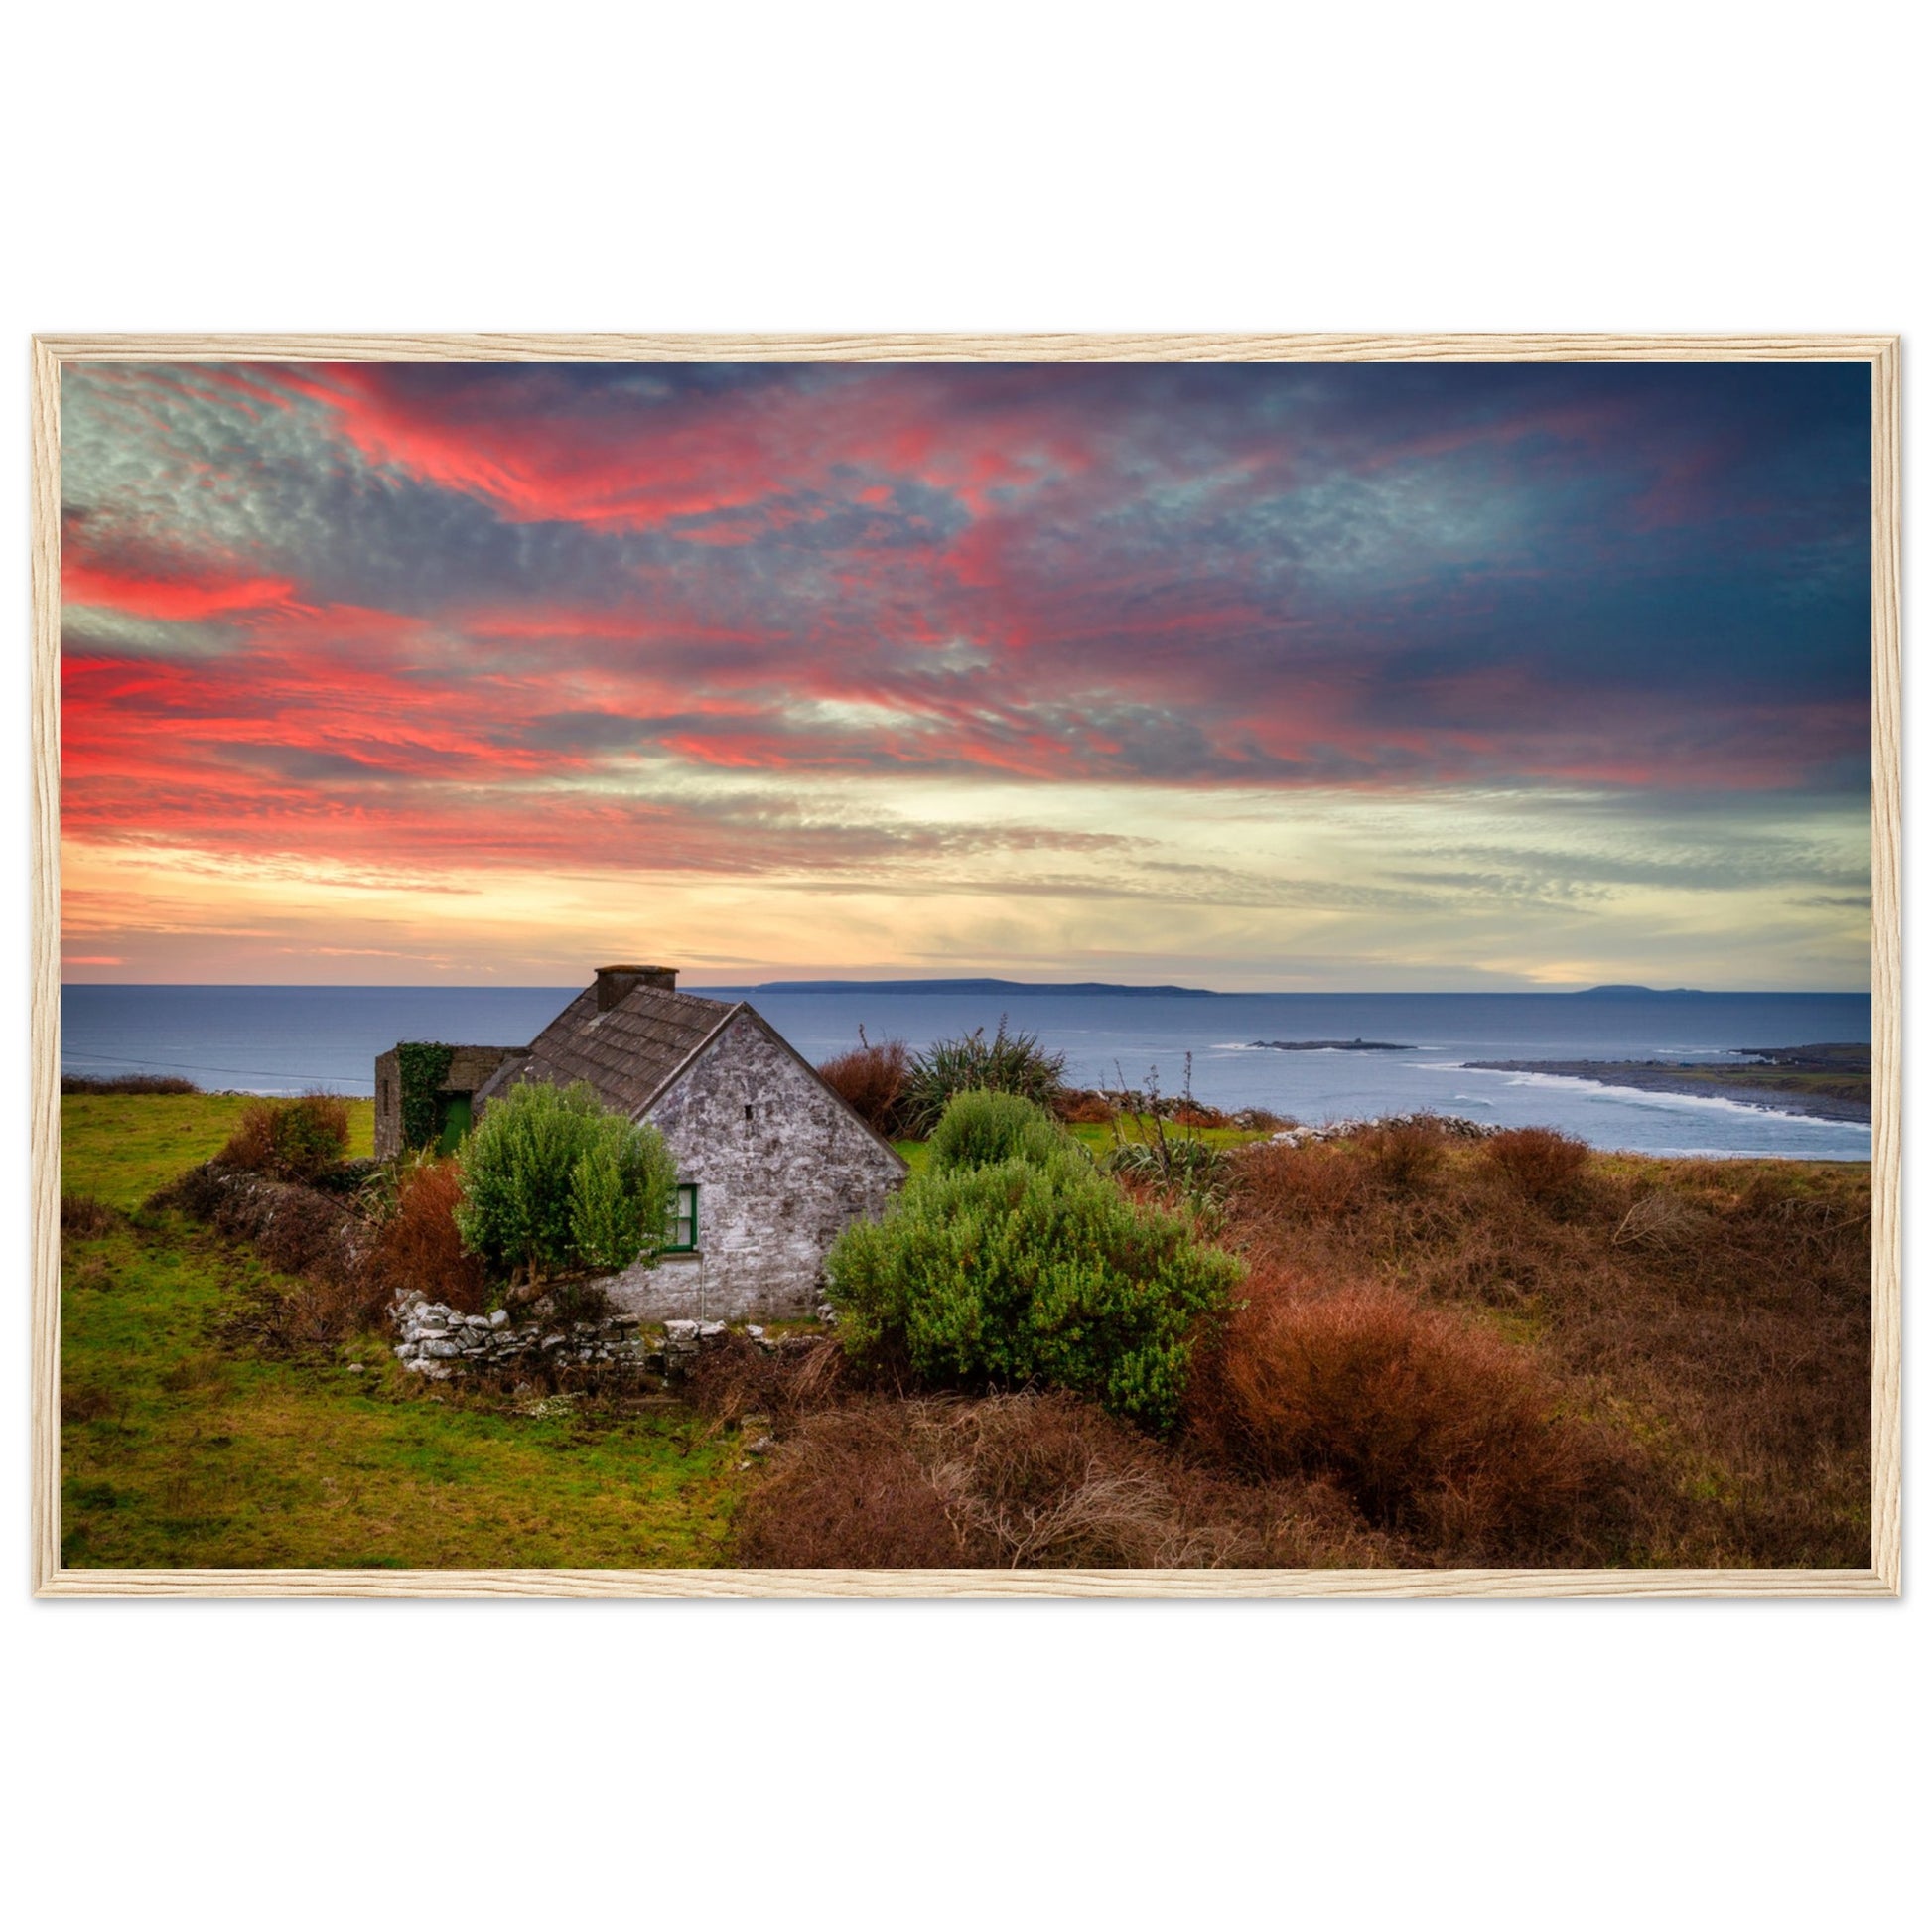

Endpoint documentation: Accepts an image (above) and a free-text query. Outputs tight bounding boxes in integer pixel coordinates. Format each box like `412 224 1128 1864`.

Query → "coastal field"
57 1092 1872 1572
58 1094 748 1568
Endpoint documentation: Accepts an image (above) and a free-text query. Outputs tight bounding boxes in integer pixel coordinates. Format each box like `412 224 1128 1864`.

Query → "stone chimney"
595 963 677 1011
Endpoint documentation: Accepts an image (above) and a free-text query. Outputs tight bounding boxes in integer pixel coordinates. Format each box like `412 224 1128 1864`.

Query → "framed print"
30 332 1900 1597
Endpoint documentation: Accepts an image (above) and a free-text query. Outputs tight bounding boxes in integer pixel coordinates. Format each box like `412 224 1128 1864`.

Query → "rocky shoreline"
1251 1037 1413 1052
1461 1056 1870 1125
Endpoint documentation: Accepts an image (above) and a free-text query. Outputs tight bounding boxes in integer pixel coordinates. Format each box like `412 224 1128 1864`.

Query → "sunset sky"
59 358 1872 990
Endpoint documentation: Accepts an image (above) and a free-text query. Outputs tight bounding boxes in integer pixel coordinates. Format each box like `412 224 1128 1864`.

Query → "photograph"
33 336 1899 1595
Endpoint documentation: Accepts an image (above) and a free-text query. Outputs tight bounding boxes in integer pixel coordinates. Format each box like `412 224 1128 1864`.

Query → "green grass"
1667 1065 1870 1107
61 1092 376 1209
1065 1117 1270 1160
59 1093 747 1569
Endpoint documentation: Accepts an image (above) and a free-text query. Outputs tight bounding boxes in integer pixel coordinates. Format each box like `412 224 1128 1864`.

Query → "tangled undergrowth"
731 1392 1409 1570
723 1118 1869 1570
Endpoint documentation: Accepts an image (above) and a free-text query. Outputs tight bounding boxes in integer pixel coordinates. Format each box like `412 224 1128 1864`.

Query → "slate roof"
472 984 741 1119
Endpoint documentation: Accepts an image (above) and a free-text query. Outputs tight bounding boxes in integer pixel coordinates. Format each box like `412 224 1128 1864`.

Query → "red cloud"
55 361 1869 906
275 363 1102 533
64 558 296 621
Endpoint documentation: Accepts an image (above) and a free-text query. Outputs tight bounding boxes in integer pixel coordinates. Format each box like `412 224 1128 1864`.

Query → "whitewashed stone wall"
603 1010 905 1320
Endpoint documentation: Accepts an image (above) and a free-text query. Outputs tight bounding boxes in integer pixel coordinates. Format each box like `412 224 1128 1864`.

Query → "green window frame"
665 1182 699 1253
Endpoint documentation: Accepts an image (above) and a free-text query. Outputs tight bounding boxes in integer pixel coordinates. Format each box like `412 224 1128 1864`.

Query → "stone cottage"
373 965 907 1320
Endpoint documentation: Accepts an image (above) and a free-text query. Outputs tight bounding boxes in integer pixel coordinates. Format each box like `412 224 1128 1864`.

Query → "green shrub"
927 1087 1085 1176
1105 1137 1229 1199
902 1016 1067 1133
827 1093 1240 1432
454 1080 677 1285
217 1092 351 1183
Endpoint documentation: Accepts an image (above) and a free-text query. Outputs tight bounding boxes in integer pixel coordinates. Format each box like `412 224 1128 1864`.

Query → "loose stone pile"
390 1295 781 1380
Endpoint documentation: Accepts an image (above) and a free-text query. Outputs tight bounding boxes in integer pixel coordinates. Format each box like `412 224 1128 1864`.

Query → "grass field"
58 1092 1872 1572
61 1091 373 1208
59 1094 748 1568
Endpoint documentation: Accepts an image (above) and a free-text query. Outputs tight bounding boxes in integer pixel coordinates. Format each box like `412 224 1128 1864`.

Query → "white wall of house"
602 1009 904 1320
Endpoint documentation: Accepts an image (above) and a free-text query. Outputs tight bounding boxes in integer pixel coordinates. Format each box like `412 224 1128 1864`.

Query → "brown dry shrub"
218 1268 391 1359
61 1192 120 1237
817 1034 912 1137
1487 1127 1591 1205
736 1402 973 1567
1052 1087 1118 1125
1359 1120 1446 1192
217 1092 351 1182
1609 1190 1712 1252
248 1186 359 1283
1209 1138 1871 1567
367 1158 487 1313
685 1331 848 1429
1171 1101 1231 1129
731 1391 1411 1569
62 1071 200 1095
1186 1280 1626 1557
1228 1141 1368 1224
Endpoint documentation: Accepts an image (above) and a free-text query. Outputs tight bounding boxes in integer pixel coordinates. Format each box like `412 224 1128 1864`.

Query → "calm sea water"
60 984 1872 1161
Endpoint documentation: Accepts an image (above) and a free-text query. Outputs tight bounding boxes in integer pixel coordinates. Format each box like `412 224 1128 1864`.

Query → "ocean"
59 983 1872 1162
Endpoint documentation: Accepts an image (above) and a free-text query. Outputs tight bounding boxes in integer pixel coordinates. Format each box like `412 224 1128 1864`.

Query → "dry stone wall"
390 1293 769 1380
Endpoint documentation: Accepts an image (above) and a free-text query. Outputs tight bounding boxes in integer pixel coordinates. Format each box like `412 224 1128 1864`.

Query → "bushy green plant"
454 1080 677 1285
827 1093 1240 1432
902 1016 1067 1134
927 1087 1085 1176
1104 1137 1229 1197
569 1134 673 1273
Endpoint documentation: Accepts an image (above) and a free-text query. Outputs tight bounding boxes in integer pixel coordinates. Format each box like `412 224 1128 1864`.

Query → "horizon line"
59 978 1872 997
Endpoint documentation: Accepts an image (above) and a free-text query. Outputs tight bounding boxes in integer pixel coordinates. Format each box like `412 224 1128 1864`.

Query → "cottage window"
665 1183 699 1253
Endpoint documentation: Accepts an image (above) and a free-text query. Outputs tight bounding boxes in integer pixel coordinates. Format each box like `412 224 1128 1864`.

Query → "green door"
434 1092 473 1155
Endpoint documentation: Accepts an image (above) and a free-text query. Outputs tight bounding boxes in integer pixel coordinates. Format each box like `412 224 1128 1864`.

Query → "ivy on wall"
396 1042 456 1151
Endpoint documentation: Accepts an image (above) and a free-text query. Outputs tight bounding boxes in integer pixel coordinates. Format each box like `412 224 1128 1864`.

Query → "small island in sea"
1251 1037 1414 1052
1461 1042 1870 1124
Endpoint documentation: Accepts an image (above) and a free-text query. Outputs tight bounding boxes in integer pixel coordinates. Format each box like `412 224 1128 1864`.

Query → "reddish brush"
1186 1281 1614 1554
1228 1142 1368 1223
1358 1120 1446 1192
684 1330 848 1429
1053 1089 1118 1125
817 1034 912 1137
733 1401 974 1567
731 1391 1414 1570
217 1092 350 1183
368 1158 487 1313
1486 1127 1591 1204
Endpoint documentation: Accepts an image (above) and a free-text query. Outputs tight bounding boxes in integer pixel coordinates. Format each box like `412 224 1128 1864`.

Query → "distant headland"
1251 1038 1413 1052
1570 984 1707 998
739 977 1219 997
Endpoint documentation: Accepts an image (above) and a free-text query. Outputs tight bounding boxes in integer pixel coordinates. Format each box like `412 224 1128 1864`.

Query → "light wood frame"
29 332 1902 1599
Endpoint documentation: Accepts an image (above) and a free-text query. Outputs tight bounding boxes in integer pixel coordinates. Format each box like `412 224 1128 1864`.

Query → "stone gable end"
604 1008 905 1320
